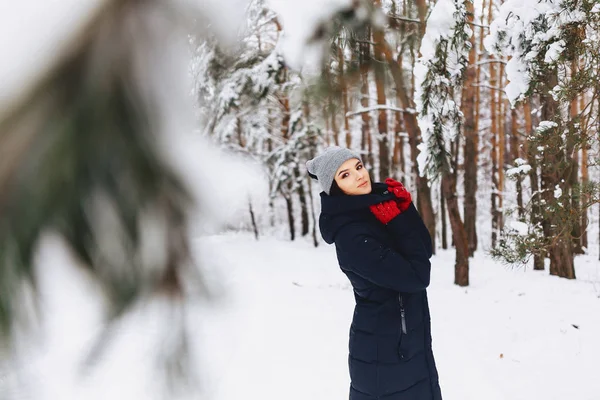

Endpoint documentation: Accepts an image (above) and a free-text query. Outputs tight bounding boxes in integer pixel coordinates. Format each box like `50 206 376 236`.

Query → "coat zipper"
399 294 407 334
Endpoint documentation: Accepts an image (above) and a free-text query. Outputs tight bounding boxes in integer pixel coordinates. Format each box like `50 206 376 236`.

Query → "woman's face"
333 158 371 195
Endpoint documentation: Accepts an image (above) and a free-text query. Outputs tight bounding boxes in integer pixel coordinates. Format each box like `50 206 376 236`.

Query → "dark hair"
329 180 345 196
309 170 345 196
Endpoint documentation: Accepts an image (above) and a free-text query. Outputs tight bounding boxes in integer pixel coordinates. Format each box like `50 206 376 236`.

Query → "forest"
196 0 600 286
0 1 599 399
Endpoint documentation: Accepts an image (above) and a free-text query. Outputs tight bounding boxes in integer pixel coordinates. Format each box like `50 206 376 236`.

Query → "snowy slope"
1 232 599 400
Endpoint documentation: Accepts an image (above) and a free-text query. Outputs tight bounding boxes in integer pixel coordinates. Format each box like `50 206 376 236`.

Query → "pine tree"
415 0 472 286
486 0 600 274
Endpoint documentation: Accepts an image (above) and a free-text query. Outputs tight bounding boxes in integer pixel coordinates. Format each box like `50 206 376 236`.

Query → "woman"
306 146 442 400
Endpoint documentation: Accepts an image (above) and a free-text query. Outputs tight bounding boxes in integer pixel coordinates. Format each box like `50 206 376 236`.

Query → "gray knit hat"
306 146 363 194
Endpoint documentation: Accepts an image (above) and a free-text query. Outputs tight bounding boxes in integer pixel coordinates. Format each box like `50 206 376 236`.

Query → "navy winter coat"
319 183 442 400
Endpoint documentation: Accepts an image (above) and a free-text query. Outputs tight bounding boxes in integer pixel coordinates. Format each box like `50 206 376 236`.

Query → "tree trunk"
413 157 435 254
279 69 295 241
236 117 246 148
540 71 575 278
393 108 406 179
268 198 275 227
248 198 259 240
331 104 339 146
510 108 524 219
267 108 273 153
541 153 553 274
339 41 352 149
304 99 319 247
307 174 319 247
516 174 524 219
443 173 469 286
498 64 505 234
414 0 427 38
323 66 338 146
394 52 406 179
452 128 460 187
284 192 295 241
488 0 499 249
294 166 309 237
580 90 588 249
523 100 544 270
324 107 331 146
280 69 290 140
550 236 576 279
360 30 373 169
373 8 390 181
581 135 589 250
441 180 448 249
462 1 478 256
570 147 582 254
490 106 498 248
569 61 583 254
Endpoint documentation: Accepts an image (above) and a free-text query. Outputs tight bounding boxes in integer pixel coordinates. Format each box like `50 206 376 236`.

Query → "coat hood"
319 182 396 244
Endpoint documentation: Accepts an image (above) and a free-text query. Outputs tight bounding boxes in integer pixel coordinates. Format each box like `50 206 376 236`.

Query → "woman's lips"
358 181 368 188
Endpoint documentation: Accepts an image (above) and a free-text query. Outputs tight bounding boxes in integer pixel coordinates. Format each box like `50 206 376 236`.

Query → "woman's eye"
342 173 349 179
357 165 363 170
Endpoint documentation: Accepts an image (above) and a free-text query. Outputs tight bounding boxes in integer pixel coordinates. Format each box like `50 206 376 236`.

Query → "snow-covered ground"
1 232 600 400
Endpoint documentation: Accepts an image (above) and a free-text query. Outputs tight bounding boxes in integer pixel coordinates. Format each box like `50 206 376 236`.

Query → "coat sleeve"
334 219 431 293
387 202 433 258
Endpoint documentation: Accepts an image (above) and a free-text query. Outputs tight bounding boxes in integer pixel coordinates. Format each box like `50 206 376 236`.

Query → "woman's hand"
385 178 412 213
369 200 401 224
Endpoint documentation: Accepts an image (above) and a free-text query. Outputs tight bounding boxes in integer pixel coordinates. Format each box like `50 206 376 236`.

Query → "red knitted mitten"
384 178 412 213
369 200 401 224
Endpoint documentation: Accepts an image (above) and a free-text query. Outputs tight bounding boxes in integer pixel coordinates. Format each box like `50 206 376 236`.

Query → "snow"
266 0 354 73
503 55 531 105
346 104 415 117
506 158 532 177
3 232 600 400
0 0 252 115
509 221 529 235
537 121 559 132
2 1 600 399
554 185 563 199
0 0 104 113
514 158 527 166
506 164 532 177
544 40 566 64
485 0 592 105
418 0 457 61
483 0 552 104
187 0 250 42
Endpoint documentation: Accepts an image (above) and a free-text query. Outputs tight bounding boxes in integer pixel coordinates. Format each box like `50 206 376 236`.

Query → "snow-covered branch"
345 104 417 117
